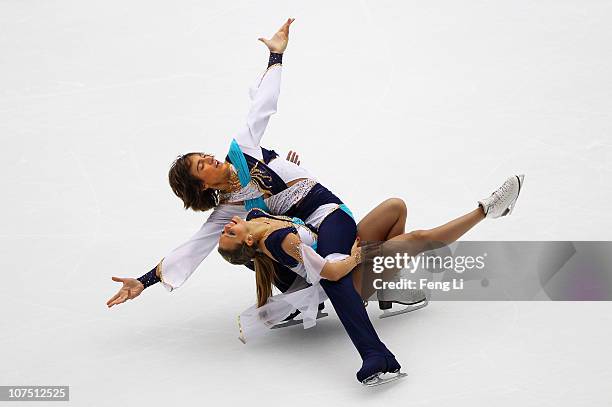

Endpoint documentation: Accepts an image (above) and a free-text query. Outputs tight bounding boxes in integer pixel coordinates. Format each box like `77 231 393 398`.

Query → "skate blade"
362 371 408 387
271 311 328 329
509 174 525 215
379 300 428 319
517 174 525 190
502 174 525 217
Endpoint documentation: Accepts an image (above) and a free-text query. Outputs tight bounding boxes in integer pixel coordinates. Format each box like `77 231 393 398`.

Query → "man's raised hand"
258 18 295 54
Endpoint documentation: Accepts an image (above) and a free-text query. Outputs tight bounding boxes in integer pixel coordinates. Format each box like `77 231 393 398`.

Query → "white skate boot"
478 174 525 219
377 288 429 319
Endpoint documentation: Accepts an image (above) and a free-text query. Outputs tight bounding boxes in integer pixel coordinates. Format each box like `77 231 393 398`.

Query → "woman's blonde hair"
218 243 276 307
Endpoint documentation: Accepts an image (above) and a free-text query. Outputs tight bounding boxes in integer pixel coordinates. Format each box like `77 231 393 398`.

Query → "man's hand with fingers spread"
258 18 295 53
106 277 144 308
286 150 301 166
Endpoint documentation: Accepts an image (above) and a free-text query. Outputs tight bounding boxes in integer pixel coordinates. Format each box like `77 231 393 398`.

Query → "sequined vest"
225 146 288 197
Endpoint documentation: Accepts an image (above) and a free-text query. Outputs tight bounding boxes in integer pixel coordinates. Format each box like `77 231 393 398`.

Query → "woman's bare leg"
353 198 408 295
355 204 486 298
356 198 407 241
387 207 485 252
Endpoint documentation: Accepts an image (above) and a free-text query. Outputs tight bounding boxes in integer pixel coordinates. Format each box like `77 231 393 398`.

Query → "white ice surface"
1 0 611 406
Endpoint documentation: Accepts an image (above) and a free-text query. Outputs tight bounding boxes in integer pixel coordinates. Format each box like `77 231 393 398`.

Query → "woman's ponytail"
253 252 276 307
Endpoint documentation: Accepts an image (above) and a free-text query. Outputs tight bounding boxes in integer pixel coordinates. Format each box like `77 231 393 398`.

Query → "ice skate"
362 371 408 386
376 290 429 318
271 304 327 329
359 355 407 387
377 272 429 318
378 290 429 319
478 174 525 219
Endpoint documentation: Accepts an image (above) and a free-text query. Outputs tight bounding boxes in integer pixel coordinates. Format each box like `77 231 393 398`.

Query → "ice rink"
1 0 611 405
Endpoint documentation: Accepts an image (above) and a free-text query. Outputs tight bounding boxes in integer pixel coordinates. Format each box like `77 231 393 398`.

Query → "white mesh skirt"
237 244 348 343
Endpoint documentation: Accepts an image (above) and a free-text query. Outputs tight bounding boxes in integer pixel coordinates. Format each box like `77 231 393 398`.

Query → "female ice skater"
218 175 523 385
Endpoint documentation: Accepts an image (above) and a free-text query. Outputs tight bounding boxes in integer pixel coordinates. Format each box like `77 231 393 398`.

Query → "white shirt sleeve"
234 64 282 158
158 205 247 291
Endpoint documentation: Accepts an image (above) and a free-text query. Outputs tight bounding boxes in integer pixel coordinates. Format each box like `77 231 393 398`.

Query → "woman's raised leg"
354 198 408 293
356 203 485 300
357 198 408 241
387 207 485 252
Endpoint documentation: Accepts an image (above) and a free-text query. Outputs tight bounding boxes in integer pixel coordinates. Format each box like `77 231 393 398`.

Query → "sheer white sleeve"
158 205 246 291
300 244 350 284
234 64 282 157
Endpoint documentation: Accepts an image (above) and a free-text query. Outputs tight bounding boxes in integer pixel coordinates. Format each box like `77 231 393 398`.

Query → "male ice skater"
107 18 436 385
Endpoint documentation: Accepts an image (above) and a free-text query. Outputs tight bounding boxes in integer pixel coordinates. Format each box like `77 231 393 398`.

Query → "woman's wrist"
352 249 362 266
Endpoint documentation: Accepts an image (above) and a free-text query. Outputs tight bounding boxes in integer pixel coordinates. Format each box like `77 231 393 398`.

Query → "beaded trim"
136 267 160 289
265 178 318 215
268 52 283 68
248 208 317 265
156 260 173 291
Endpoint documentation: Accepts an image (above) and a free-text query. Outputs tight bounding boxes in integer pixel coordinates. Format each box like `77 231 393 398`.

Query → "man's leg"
317 209 399 380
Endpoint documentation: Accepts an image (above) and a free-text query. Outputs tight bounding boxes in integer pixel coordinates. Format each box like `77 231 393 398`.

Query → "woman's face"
218 216 252 250
187 153 229 190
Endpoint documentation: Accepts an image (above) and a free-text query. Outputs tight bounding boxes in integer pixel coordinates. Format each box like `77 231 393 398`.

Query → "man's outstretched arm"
105 150 303 308
235 18 294 153
106 205 243 307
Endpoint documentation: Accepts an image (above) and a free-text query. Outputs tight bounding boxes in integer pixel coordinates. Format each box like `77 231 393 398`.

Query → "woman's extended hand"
258 18 295 53
106 277 144 308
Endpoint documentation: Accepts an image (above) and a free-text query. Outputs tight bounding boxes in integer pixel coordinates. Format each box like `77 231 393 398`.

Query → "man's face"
186 153 229 190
